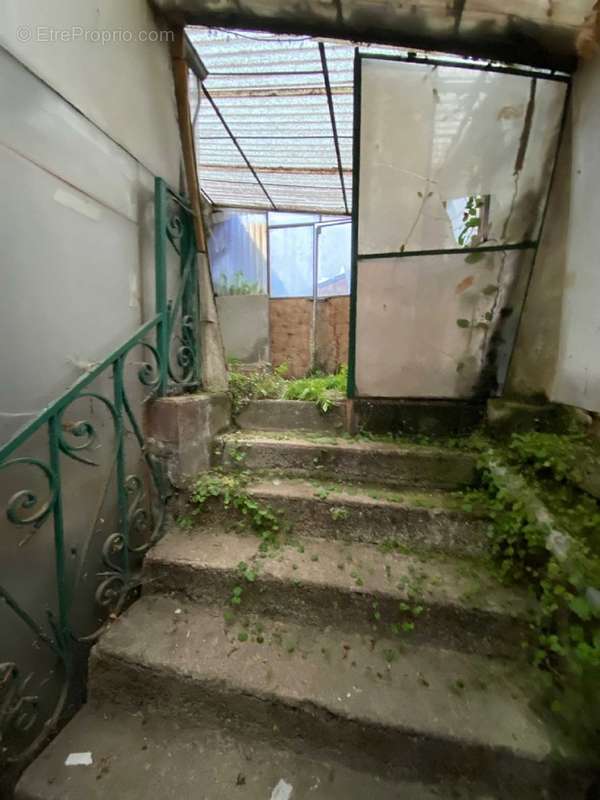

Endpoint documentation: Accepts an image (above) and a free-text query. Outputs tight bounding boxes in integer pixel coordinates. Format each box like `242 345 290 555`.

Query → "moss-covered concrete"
145 528 532 656
217 432 476 489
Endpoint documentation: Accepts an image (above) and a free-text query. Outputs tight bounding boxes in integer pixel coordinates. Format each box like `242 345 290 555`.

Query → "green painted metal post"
347 49 361 399
154 177 169 396
113 356 129 578
181 215 201 386
47 415 72 666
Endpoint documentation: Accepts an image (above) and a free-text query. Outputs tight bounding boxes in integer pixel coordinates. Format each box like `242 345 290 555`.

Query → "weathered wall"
0 0 180 188
508 53 600 413
216 294 270 364
269 297 349 377
0 7 181 441
0 3 183 785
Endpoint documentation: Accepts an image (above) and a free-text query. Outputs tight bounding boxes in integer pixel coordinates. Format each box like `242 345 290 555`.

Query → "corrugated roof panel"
189 27 353 213
187 28 429 212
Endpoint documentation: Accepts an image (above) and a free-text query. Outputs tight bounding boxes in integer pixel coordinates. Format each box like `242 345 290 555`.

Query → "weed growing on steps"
191 470 281 551
282 366 347 413
227 362 347 416
461 431 600 754
191 470 282 623
329 506 349 521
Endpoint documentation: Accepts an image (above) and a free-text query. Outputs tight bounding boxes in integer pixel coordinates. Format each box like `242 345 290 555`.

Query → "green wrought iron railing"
0 178 200 767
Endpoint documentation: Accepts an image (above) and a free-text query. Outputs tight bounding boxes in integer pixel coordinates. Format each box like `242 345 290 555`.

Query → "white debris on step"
65 752 93 766
270 778 293 800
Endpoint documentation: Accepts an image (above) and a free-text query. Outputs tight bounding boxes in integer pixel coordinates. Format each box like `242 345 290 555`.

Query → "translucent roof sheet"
188 28 365 213
187 26 570 214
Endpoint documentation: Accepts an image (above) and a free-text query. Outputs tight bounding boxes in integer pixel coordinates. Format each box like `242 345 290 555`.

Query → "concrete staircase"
16 418 590 799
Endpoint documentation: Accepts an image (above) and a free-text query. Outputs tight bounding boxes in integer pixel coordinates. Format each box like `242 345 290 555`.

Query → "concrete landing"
15 703 521 800
145 529 532 655
236 399 346 434
88 596 585 796
217 432 476 489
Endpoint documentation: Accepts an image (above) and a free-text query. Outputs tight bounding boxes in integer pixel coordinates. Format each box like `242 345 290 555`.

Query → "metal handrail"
0 177 200 766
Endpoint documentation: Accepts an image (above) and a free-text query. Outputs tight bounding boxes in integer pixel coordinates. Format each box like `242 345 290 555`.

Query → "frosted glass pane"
268 212 320 226
317 222 351 296
209 211 268 295
354 249 535 398
269 226 314 297
358 59 566 255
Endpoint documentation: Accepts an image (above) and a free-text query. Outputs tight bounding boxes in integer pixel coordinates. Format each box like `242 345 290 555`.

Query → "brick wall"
269 296 349 377
315 296 350 374
269 298 312 378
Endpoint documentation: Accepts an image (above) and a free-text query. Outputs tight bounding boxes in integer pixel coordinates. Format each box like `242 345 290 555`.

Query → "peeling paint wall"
508 54 600 414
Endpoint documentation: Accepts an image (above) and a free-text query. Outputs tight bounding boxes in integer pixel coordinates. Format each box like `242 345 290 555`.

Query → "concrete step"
16 702 534 800
235 477 486 558
236 399 346 434
216 431 477 489
145 528 532 656
88 595 588 798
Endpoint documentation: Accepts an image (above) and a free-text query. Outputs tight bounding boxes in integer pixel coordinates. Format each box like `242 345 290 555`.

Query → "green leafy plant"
329 506 349 522
227 363 289 415
191 470 281 552
216 270 262 296
458 195 485 247
464 434 600 753
282 366 347 413
227 363 347 416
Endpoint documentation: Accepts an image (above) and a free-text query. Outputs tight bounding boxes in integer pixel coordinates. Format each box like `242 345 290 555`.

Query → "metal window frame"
266 214 351 300
347 50 571 400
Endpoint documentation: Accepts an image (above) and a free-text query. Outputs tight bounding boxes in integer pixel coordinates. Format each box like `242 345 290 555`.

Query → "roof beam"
319 42 349 215
153 0 578 72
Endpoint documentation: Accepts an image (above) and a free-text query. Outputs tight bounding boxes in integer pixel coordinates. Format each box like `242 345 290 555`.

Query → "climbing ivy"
464 432 600 753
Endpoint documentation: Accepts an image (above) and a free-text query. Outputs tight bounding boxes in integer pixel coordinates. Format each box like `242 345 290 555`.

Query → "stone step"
16 702 533 800
88 595 588 798
236 399 346 434
145 528 532 656
216 432 477 489
236 477 486 558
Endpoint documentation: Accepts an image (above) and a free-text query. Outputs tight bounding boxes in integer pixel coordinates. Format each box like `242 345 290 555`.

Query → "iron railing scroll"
0 177 200 768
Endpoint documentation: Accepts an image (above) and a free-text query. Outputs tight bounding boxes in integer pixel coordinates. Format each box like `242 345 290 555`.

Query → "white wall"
550 54 600 412
0 2 182 442
508 53 600 413
0 0 180 187
0 2 183 774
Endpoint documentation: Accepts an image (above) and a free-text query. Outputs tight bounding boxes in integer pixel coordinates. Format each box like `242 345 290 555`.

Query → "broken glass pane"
357 59 566 255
